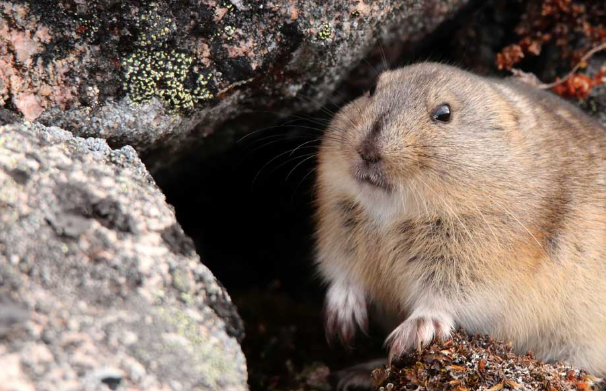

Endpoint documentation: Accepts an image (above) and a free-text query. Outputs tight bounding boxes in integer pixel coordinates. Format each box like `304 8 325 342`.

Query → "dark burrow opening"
163 110 388 390
158 0 560 389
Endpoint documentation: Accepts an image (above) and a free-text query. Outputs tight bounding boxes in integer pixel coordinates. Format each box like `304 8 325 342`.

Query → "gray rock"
576 57 606 128
0 0 469 171
0 122 247 391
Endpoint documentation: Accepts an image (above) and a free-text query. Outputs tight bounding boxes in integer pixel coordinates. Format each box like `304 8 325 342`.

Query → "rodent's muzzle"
353 135 392 191
353 157 392 191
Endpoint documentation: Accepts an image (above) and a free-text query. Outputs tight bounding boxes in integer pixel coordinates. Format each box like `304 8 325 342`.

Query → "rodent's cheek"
379 146 416 174
318 152 368 197
318 147 353 178
323 122 358 153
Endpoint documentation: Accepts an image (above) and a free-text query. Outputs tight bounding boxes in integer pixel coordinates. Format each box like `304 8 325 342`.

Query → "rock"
577 56 606 128
0 122 247 391
373 330 604 391
0 0 469 171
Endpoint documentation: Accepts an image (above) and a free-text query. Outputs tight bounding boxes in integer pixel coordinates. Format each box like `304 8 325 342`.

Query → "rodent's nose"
357 139 381 164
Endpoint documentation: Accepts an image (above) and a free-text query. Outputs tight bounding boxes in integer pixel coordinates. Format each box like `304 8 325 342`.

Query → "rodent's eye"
431 104 451 123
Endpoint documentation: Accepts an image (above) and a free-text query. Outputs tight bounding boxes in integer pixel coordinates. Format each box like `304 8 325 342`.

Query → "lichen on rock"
0 0 470 172
122 48 215 111
121 1 215 112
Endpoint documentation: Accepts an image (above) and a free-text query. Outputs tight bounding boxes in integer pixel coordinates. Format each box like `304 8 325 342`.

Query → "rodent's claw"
324 280 368 347
325 309 355 346
385 312 454 364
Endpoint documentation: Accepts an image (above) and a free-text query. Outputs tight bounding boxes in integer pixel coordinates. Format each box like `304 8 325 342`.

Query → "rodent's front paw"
385 311 454 362
324 280 368 346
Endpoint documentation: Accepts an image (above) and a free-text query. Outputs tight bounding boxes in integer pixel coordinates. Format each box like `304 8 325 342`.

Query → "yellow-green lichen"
135 2 176 47
156 305 241 389
122 48 214 110
221 2 235 12
179 292 194 305
224 25 236 41
121 2 214 111
317 22 332 41
76 15 100 40
171 267 193 294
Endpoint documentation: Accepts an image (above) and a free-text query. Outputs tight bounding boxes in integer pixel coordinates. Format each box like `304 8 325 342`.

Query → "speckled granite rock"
0 0 468 171
0 122 247 391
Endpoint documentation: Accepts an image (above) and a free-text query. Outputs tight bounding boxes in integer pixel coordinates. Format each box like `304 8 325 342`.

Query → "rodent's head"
319 62 524 219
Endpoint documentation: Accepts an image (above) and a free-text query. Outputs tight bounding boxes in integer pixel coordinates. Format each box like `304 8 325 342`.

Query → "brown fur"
315 62 606 374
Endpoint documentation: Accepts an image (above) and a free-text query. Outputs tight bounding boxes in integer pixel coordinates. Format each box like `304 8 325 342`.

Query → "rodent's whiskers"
239 121 325 144
489 198 546 256
291 167 318 204
245 133 310 154
471 203 503 251
286 154 318 181
289 138 320 156
378 40 389 72
413 179 431 217
247 129 323 147
252 146 315 188
237 111 332 144
363 58 382 79
264 151 318 180
296 94 339 117
242 133 323 164
297 91 363 132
